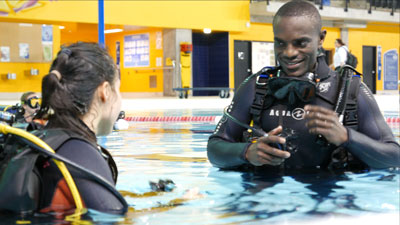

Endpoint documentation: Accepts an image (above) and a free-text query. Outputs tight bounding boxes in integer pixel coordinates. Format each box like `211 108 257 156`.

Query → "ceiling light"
59 26 65 29
203 28 212 34
104 28 123 34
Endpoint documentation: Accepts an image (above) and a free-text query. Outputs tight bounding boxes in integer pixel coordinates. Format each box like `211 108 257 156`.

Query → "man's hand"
245 126 291 166
304 105 348 146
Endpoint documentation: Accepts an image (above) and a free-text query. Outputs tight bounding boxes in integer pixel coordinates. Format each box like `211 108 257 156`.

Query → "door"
362 46 377 94
192 32 229 96
234 40 252 90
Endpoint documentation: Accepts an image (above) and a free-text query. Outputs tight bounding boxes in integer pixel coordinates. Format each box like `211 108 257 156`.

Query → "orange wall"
105 28 164 93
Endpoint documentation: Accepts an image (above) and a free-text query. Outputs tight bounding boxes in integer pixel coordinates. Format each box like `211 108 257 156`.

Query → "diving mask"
265 71 318 108
22 96 41 109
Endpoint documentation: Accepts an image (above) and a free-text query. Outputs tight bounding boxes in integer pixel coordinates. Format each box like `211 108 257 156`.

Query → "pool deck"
0 94 398 114
119 94 399 112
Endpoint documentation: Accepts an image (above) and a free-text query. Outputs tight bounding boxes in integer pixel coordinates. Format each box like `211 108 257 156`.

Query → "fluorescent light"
203 28 212 34
59 26 65 29
19 23 33 27
104 28 123 34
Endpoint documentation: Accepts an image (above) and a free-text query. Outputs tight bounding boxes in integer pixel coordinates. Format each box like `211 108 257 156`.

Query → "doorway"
234 40 252 90
362 46 377 94
192 32 229 96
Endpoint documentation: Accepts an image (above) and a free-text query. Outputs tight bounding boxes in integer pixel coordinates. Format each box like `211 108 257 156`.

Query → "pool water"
1 109 399 225
96 109 399 225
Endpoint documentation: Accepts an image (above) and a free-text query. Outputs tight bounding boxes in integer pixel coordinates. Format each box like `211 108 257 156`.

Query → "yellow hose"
0 123 83 210
3 105 12 112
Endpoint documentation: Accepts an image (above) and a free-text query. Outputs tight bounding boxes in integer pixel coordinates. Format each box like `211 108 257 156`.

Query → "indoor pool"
1 108 399 225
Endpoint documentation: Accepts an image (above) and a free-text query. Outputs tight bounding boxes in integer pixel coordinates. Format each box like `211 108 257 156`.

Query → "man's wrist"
241 143 252 163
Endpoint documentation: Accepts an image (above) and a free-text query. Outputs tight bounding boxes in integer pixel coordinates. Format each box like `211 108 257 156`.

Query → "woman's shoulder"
58 138 99 156
35 128 99 155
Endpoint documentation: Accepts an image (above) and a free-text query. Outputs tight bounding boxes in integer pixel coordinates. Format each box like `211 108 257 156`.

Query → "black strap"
343 75 361 131
33 129 119 183
328 73 363 171
249 67 278 130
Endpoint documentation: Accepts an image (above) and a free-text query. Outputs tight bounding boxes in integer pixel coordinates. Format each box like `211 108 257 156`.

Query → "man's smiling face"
273 16 321 77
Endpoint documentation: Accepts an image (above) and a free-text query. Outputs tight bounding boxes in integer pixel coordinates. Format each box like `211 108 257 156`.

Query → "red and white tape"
125 116 220 123
386 117 400 127
125 115 399 127
385 116 400 124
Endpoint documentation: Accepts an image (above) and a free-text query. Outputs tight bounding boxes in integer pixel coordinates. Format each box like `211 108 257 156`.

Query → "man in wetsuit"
207 0 400 171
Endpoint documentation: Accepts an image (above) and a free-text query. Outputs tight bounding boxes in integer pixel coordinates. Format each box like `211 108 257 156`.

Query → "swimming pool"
96 109 399 225
1 108 398 225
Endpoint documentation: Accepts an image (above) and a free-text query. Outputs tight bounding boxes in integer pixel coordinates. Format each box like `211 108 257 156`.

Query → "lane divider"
125 115 399 127
386 117 400 128
125 116 222 123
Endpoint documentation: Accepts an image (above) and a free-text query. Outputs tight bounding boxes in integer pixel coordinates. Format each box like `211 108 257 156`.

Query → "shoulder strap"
249 67 279 130
33 129 119 183
328 74 365 171
343 74 361 130
32 129 76 151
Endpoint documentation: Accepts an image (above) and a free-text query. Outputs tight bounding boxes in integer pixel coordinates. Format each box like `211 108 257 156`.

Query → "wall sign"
251 41 275 73
377 45 381 80
124 33 149 68
383 49 398 90
116 41 120 66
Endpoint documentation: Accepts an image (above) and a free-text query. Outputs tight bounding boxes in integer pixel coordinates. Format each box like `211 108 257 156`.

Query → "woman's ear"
98 81 111 103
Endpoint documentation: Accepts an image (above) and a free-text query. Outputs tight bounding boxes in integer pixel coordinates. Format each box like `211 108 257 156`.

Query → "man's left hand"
304 105 348 146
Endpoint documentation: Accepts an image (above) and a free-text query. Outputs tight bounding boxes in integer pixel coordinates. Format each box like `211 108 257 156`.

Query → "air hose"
223 107 268 137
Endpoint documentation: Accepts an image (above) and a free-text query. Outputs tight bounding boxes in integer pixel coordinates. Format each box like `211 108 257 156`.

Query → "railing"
251 0 400 15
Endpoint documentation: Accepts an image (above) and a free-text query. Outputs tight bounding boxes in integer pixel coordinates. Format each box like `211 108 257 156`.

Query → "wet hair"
273 0 322 35
20 91 36 104
38 42 117 143
336 38 346 46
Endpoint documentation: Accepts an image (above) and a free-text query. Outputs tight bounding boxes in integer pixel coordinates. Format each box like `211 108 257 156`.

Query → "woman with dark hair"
36 42 126 214
332 38 348 70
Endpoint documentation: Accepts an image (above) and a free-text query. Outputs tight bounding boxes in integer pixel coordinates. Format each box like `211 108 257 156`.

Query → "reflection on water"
1 109 399 224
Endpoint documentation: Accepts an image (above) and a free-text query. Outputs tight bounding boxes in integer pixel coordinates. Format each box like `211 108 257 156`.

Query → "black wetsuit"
39 130 126 214
208 58 400 170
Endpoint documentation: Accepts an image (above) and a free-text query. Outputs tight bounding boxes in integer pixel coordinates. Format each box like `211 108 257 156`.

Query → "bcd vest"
0 128 127 213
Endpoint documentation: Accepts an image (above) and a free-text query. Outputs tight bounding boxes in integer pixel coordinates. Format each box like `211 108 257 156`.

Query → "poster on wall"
19 43 29 59
42 25 53 61
42 44 52 61
251 41 275 73
42 25 53 43
124 33 150 68
156 31 162 49
383 49 398 90
377 46 382 80
0 46 10 62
